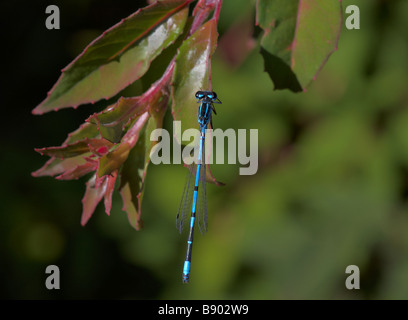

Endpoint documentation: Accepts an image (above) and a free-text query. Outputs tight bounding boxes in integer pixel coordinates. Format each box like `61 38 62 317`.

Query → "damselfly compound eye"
195 91 205 99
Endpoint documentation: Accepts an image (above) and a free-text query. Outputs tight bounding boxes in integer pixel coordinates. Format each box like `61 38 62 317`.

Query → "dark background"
2 0 408 299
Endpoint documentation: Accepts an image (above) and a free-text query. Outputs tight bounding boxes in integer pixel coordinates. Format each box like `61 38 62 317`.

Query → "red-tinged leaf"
118 130 147 230
33 122 101 177
97 112 150 177
120 182 143 230
92 120 124 145
118 128 148 230
257 0 342 91
104 171 118 216
171 17 225 185
32 155 88 177
98 143 132 177
201 128 225 186
192 0 213 16
88 144 110 157
81 174 109 226
118 91 168 230
88 60 174 144
87 94 150 144
95 62 172 178
35 138 113 159
33 0 191 114
55 158 98 180
89 97 148 128
205 163 225 186
190 0 218 35
184 162 224 186
218 12 256 69
171 18 219 143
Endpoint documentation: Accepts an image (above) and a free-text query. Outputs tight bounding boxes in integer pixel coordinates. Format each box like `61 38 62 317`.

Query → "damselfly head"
195 91 218 101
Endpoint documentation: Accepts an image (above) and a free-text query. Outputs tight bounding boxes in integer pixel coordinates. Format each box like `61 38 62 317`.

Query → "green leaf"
139 15 194 92
171 18 219 143
33 0 190 114
64 122 100 144
257 0 342 91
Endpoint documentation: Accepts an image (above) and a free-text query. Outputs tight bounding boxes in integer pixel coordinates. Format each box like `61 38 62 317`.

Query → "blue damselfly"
176 91 221 283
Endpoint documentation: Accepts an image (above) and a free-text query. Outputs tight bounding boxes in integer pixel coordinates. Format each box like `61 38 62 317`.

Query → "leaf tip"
32 107 43 115
31 171 39 177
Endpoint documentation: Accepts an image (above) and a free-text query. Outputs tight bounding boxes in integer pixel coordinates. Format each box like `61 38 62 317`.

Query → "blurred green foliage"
2 0 408 299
